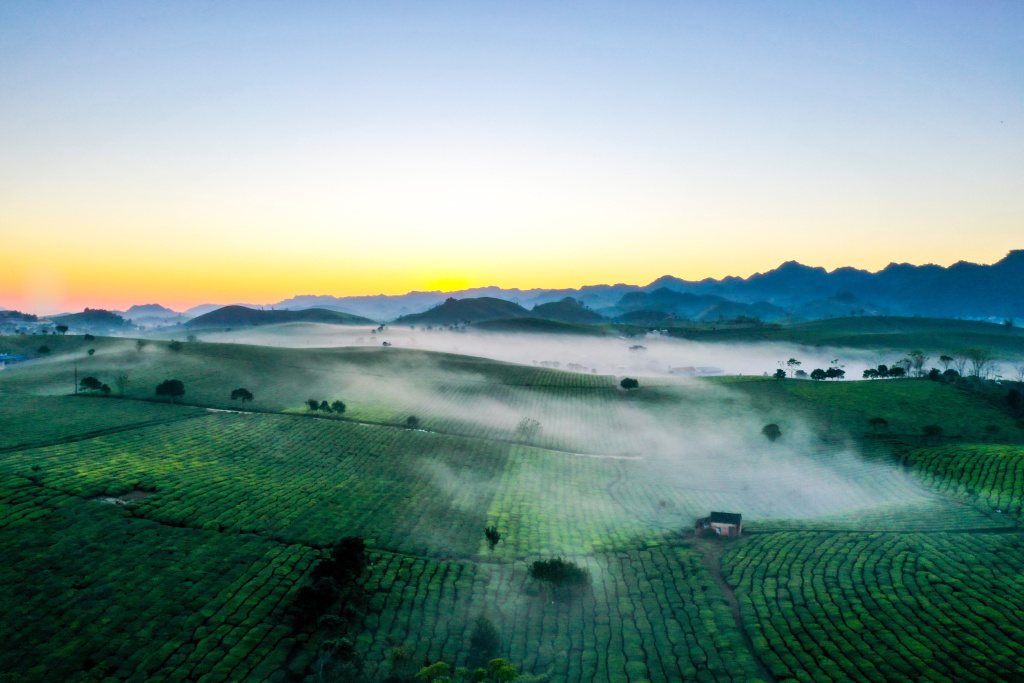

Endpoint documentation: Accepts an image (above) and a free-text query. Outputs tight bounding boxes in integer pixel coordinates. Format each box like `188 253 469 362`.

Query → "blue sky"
2 2 1022 310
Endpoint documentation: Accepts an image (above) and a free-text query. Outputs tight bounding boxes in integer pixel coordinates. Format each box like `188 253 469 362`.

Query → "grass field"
1 332 1023 681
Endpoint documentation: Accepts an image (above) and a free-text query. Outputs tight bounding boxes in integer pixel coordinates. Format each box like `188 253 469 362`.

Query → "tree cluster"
307 399 346 414
294 536 367 627
528 558 590 588
79 376 111 395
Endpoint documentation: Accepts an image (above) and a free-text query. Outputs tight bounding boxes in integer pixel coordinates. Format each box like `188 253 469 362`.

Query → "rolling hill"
393 297 532 325
530 297 606 324
185 305 375 328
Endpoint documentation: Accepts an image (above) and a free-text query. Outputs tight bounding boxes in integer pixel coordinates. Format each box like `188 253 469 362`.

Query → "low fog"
188 323 885 378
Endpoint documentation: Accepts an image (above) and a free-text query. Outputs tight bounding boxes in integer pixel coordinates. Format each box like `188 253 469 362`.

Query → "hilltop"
185 305 375 328
394 297 532 325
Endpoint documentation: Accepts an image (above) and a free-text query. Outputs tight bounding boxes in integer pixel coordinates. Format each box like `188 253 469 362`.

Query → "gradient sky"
2 2 1022 313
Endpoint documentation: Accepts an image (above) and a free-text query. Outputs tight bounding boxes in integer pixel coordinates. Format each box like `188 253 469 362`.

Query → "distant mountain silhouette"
186 305 374 328
169 250 1024 324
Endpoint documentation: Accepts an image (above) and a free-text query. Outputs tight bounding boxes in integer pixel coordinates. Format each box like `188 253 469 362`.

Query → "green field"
1 332 1023 681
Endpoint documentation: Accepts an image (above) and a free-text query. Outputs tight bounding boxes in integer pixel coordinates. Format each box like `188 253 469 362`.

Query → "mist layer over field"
186 323 883 377
1 330 949 531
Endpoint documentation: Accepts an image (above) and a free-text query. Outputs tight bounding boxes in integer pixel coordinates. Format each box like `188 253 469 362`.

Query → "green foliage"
528 558 589 587
331 400 346 414
619 377 639 390
154 378 185 403
405 415 420 429
230 387 254 401
168 340 183 352
484 525 501 550
773 368 786 379
79 376 103 392
760 423 781 442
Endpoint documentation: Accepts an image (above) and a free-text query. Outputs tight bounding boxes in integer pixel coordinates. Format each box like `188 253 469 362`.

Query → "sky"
2 1 1022 313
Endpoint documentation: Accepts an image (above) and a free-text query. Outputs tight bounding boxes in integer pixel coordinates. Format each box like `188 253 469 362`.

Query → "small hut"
695 511 742 538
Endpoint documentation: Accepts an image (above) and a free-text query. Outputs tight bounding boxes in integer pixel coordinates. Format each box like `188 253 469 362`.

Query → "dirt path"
693 538 778 683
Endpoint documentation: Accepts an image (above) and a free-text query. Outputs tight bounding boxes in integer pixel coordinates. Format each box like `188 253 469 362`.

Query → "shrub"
620 377 639 390
761 423 781 442
529 558 589 587
484 526 502 550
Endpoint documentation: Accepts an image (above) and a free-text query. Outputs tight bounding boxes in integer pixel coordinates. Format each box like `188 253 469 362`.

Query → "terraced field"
2 336 1023 682
723 533 1024 683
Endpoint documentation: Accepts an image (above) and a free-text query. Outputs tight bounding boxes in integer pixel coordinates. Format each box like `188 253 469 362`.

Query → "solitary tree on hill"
155 379 185 404
761 423 782 442
55 325 68 335
484 526 502 550
405 415 420 429
231 388 254 402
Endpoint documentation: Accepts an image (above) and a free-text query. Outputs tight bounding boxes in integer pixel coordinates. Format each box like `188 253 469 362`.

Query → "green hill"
530 297 606 324
394 296 531 325
185 305 375 328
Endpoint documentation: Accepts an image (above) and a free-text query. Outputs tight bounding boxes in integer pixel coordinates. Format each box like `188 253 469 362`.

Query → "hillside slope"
186 305 374 328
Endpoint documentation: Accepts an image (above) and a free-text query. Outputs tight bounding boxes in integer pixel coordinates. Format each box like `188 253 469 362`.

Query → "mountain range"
267 250 1024 323
29 250 1023 327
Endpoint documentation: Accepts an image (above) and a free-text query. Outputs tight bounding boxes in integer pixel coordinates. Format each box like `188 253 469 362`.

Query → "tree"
620 377 639 390
888 366 906 378
773 368 786 379
942 369 960 381
468 616 501 666
876 364 889 378
907 350 928 377
168 340 183 352
825 367 845 380
83 334 95 342
810 368 827 380
231 388 254 402
786 358 802 377
529 558 590 596
965 347 995 379
761 423 782 442
484 526 502 550
939 355 953 371
863 368 878 379
80 376 103 392
135 339 147 352
927 368 942 381
114 372 130 396
55 325 68 335
319 400 333 412
307 398 320 411
514 417 541 443
405 415 420 429
100 383 111 395
155 379 185 404
87 348 95 356
331 400 346 414
951 350 970 377
186 334 198 343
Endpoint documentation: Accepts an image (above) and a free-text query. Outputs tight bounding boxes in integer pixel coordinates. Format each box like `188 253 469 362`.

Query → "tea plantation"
1 334 1023 682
